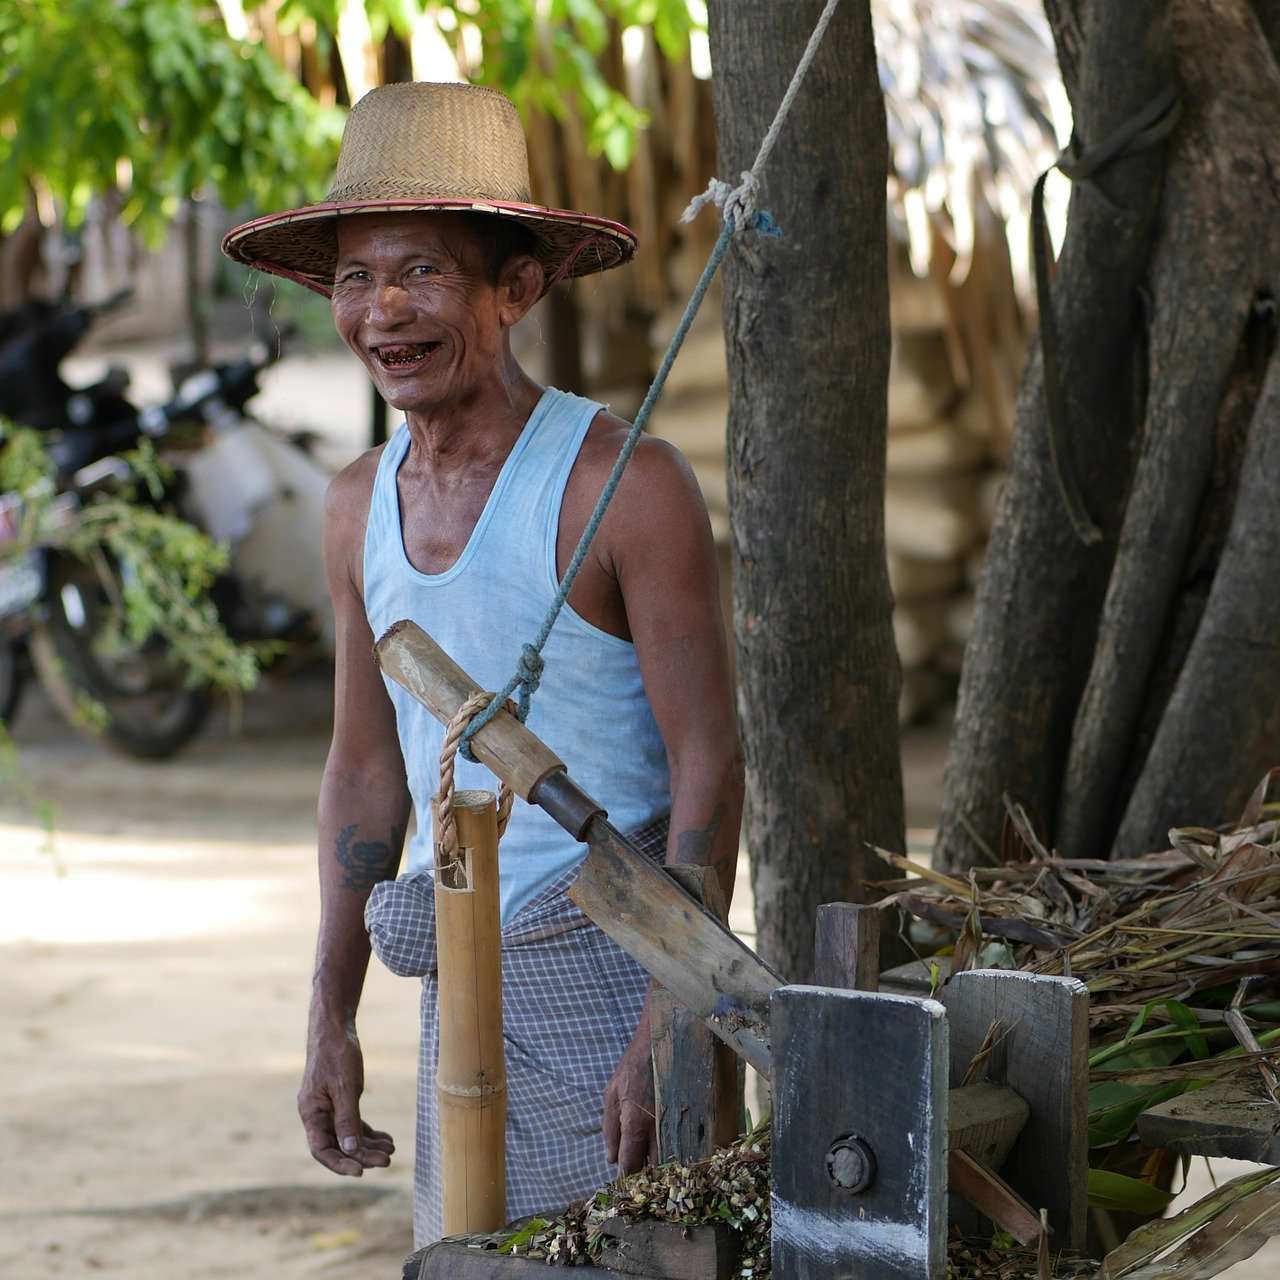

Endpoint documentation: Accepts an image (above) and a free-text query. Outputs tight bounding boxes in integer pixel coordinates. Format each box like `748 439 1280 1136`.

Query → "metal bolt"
826 1135 876 1193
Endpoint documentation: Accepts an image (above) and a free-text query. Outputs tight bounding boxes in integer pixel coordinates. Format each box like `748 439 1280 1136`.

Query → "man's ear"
497 255 544 328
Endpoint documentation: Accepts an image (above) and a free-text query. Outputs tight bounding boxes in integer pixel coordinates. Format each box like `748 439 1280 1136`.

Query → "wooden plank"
572 817 782 1076
940 969 1089 1249
595 1219 739 1279
770 985 948 1280
813 902 881 991
947 1082 1030 1170
1137 1073 1280 1164
947 1151 1043 1247
651 866 744 1164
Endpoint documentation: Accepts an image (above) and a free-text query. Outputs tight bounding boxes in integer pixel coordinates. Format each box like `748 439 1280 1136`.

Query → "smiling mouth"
373 342 442 373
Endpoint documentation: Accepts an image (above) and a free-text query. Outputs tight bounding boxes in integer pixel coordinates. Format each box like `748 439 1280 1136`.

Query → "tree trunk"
938 0 1280 868
707 0 903 982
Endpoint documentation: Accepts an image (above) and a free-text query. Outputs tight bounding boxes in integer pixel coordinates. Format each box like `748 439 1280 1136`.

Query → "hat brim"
221 198 636 298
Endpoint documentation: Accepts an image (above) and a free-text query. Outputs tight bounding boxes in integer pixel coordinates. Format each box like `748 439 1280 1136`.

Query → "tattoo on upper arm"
335 823 404 890
674 801 727 866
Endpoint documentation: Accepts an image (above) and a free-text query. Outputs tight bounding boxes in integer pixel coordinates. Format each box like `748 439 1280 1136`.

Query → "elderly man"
223 81 741 1243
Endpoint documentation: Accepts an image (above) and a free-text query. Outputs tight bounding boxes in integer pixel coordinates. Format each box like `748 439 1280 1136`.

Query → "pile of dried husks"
483 774 1280 1276
495 1118 770 1273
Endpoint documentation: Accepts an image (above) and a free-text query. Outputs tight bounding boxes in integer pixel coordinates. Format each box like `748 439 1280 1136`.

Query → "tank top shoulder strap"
362 424 409 590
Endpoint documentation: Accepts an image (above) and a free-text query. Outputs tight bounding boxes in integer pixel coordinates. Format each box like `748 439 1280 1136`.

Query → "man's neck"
403 357 543 475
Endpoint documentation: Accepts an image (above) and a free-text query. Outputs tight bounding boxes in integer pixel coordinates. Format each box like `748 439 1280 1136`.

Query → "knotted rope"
436 692 514 863
1031 82 1182 545
459 0 843 762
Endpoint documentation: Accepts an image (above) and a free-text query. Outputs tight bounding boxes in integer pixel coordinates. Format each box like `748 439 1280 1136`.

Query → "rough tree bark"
707 0 904 981
939 0 1280 868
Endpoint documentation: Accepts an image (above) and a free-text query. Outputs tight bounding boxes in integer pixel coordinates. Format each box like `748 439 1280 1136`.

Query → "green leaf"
1087 1168 1177 1216
1163 1000 1211 1061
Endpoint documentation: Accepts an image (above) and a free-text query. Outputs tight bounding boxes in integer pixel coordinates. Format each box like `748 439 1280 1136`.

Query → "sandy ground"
5 330 1275 1277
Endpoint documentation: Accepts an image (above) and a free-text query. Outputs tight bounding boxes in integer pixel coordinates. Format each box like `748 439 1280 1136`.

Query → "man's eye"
408 264 436 278
336 269 370 285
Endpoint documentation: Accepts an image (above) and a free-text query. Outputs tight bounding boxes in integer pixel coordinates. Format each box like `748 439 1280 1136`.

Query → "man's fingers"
332 1091 365 1157
300 1110 365 1176
603 1083 622 1165
617 1102 655 1176
359 1122 395 1155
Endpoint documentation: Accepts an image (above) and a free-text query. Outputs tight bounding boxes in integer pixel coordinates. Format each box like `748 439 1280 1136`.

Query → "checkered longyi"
365 815 669 1246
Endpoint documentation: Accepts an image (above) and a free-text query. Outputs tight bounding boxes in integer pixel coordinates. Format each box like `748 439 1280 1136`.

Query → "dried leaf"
1097 1167 1280 1278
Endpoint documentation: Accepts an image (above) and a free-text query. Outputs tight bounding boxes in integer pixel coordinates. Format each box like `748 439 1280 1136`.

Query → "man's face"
330 212 527 414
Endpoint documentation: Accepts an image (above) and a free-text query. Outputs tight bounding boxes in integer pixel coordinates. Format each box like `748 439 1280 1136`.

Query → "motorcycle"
0 291 332 758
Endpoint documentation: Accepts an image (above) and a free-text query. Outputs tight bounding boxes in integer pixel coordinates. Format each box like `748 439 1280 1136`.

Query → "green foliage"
0 0 344 240
0 422 267 694
264 0 698 170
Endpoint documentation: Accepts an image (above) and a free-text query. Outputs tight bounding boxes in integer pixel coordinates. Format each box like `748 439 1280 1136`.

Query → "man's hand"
603 1027 657 1175
299 1012 395 1176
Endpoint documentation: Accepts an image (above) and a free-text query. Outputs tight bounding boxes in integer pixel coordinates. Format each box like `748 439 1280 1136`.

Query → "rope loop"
682 170 759 230
437 692 515 864
1031 82 1182 546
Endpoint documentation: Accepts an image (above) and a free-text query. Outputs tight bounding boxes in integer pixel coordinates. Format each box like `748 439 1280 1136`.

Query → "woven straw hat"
221 81 636 297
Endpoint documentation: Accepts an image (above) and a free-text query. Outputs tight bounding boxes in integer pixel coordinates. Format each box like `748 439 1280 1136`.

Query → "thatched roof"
874 0 1069 284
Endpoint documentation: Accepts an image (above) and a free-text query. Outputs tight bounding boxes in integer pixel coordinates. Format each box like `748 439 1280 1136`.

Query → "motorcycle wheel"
29 553 211 760
0 641 24 725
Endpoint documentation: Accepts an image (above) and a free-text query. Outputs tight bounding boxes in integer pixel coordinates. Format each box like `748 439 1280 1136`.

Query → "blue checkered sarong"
365 815 668 1246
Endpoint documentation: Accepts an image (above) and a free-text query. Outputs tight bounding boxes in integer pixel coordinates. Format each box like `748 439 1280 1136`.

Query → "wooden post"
771 986 949 1280
940 969 1090 1249
813 902 881 991
433 788 506 1234
650 866 744 1163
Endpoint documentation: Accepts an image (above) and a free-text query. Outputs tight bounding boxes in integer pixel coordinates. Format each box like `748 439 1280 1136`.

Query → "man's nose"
366 282 414 329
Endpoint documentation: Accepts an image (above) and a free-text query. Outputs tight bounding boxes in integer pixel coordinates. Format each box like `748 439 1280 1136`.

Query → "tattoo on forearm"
335 823 403 890
674 801 727 866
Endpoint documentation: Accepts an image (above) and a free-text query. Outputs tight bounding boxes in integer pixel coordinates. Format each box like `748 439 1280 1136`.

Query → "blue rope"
461 211 772 758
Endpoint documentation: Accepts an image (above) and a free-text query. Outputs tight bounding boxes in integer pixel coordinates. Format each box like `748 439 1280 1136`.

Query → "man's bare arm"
589 434 744 1173
301 459 412 1178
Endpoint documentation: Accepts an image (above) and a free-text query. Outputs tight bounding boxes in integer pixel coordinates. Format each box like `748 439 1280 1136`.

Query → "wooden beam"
650 866 744 1163
375 620 785 1075
770 985 948 1280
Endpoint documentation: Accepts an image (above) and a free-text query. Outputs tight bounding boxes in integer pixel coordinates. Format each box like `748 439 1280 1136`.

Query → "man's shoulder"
325 442 389 522
577 407 701 502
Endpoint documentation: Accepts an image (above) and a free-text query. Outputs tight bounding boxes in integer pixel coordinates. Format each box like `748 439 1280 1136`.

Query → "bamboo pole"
433 787 506 1234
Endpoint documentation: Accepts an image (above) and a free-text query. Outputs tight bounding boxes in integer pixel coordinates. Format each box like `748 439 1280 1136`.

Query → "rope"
682 0 841 229
436 692 514 863
460 0 842 761
1031 82 1182 546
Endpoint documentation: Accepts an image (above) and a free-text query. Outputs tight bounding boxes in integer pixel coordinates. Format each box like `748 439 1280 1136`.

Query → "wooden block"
651 867 744 1164
940 969 1089 1249
1136 1073 1280 1164
947 1082 1030 1169
813 902 881 991
771 985 948 1280
409 1239 617 1278
595 1219 739 1279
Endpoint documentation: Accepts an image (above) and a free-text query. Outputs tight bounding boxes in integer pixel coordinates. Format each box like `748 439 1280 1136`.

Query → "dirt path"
1 674 420 1278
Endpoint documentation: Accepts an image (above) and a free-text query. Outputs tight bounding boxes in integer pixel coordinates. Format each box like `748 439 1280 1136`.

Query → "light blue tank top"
363 387 671 924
